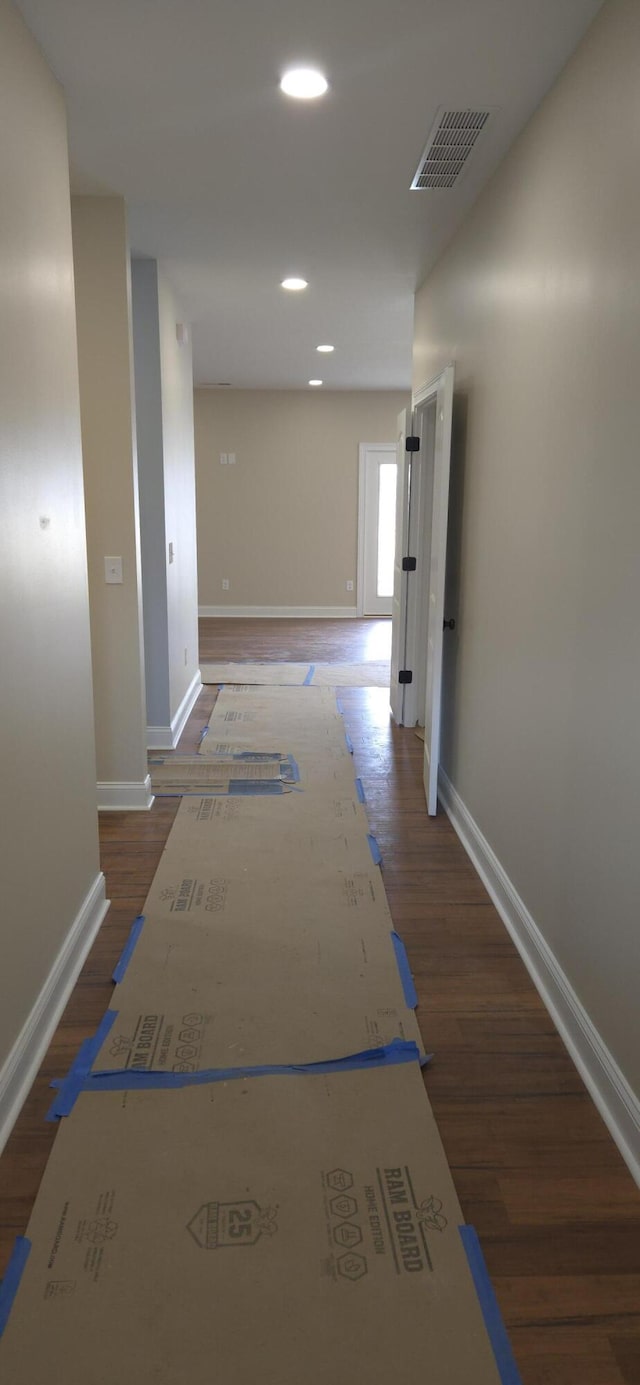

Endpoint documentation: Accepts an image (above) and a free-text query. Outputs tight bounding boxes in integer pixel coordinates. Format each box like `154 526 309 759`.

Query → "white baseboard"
438 767 640 1188
198 605 358 619
97 774 154 811
0 872 109 1155
147 671 202 750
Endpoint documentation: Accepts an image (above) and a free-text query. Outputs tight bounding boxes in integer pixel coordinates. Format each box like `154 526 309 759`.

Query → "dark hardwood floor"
1 618 638 1384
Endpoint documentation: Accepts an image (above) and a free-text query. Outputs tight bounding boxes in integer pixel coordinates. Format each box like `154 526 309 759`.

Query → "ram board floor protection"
200 660 390 687
0 1063 515 1385
0 683 520 1385
93 899 420 1072
143 852 393 940
199 686 355 760
148 754 298 796
164 791 371 862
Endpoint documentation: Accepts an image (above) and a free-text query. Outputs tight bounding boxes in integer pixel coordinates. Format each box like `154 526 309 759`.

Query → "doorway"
357 444 397 617
389 366 455 814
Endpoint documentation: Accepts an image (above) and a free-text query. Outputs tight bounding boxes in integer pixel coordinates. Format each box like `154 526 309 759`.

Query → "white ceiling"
18 0 602 389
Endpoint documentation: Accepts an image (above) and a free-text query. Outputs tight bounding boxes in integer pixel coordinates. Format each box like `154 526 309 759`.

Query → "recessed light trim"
316 344 334 353
280 68 328 100
309 379 323 387
281 277 308 291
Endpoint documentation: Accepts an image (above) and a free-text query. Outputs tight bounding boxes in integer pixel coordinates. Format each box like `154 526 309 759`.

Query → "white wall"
72 197 149 806
132 259 199 743
0 1 102 1103
413 0 640 1126
131 259 170 731
195 389 408 612
157 276 199 716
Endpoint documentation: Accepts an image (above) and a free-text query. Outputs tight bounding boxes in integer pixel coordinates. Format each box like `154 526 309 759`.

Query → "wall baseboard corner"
0 872 109 1155
438 767 640 1188
147 671 202 751
97 775 154 811
198 605 358 619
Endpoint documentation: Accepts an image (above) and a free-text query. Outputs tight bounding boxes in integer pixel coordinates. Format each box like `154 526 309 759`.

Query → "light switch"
105 556 123 584
227 452 236 465
220 453 228 465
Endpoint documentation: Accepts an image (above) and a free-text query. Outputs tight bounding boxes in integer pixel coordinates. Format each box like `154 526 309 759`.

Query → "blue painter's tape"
345 731 354 754
355 776 366 804
112 915 145 983
0 1236 31 1337
459 1226 522 1385
228 780 290 796
303 665 315 685
367 833 382 865
47 1010 119 1121
390 932 418 1009
286 755 301 783
199 725 210 741
48 1039 420 1118
336 697 345 715
222 750 285 762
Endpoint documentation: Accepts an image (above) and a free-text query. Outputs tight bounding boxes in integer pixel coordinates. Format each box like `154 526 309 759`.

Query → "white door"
357 445 397 617
422 365 455 814
389 410 412 723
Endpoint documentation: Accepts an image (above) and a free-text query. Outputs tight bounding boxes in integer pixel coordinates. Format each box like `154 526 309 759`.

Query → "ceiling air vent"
411 108 494 190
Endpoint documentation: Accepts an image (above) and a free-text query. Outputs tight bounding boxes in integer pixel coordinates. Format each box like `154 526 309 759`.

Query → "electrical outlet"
105 556 123 584
222 578 230 590
227 452 236 465
346 580 354 592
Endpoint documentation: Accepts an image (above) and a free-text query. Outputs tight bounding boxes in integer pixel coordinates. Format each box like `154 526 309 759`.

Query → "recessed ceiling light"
280 68 328 100
281 277 308 291
309 379 323 387
316 344 334 353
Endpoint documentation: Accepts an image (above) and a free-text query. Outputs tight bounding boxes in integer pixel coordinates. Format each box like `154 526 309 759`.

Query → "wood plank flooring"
1 618 639 1384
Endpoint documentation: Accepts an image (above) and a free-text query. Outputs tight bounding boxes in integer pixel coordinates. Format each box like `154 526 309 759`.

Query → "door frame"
412 365 455 813
356 442 396 617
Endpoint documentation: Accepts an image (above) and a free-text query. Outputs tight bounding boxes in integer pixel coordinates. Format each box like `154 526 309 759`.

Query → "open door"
422 365 455 814
389 408 413 724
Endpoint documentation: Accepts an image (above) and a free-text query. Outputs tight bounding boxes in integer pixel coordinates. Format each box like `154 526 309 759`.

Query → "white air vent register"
411 107 496 189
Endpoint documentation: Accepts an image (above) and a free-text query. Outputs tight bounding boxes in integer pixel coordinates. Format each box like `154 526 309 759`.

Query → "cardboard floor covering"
200 660 390 687
83 908 421 1073
0 1061 514 1385
0 683 520 1384
149 754 299 796
164 790 371 861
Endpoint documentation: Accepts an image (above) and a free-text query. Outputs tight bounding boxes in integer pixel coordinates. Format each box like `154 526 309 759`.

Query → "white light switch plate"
105 556 123 584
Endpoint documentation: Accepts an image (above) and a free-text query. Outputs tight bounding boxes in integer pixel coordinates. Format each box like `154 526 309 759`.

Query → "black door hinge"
399 670 413 684
402 556 416 572
405 436 420 452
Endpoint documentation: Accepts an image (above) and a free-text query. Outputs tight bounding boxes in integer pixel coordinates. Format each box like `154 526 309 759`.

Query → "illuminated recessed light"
316 344 334 353
309 379 323 387
280 68 329 100
281 277 308 291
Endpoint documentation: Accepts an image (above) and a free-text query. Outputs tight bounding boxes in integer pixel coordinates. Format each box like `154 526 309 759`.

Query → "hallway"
0 619 638 1382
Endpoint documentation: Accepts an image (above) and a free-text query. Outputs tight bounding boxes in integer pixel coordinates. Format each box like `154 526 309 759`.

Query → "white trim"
97 775 154 811
438 768 640 1187
198 605 358 619
147 671 202 750
357 447 367 617
0 872 109 1155
412 362 455 409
